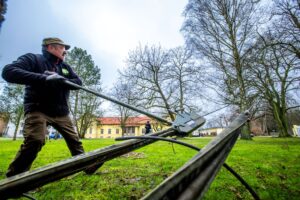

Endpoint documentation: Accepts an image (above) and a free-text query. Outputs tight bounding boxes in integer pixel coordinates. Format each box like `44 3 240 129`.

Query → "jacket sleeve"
64 64 82 90
1 53 47 85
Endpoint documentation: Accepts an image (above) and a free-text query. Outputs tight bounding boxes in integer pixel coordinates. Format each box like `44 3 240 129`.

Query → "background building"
85 116 166 139
197 127 224 137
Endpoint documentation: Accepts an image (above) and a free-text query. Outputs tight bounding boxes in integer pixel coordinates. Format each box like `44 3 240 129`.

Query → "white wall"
293 125 300 137
5 120 24 138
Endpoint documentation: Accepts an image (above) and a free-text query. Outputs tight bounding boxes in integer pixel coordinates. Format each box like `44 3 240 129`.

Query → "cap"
42 37 71 50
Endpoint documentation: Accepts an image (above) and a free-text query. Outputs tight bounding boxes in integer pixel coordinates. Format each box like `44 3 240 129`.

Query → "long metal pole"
64 80 172 125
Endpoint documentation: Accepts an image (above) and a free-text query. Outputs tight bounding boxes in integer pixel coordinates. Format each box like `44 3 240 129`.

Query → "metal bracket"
172 111 206 134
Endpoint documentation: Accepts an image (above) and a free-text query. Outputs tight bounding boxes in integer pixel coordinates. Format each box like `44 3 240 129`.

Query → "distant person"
145 121 152 134
1 37 102 177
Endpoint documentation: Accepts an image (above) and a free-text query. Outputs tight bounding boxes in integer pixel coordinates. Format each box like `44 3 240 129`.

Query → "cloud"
0 1 187 89
48 0 186 69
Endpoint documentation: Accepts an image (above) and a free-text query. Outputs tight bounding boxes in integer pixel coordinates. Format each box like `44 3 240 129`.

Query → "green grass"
1 137 300 199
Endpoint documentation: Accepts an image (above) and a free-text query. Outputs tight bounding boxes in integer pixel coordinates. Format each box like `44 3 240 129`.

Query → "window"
89 128 92 134
116 129 119 134
101 129 104 134
124 126 136 136
127 127 135 134
108 129 111 134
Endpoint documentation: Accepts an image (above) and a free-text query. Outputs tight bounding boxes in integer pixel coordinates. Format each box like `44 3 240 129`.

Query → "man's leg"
51 115 84 156
51 115 103 174
6 112 47 177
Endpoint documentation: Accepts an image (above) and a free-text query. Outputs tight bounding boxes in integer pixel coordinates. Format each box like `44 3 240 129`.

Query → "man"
145 121 152 134
1 37 101 177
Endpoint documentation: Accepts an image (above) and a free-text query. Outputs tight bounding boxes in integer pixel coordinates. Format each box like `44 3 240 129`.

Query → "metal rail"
0 111 251 199
117 135 259 200
0 129 176 199
141 112 250 200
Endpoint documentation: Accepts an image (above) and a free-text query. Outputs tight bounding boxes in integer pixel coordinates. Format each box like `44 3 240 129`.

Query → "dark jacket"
1 51 82 117
145 122 151 133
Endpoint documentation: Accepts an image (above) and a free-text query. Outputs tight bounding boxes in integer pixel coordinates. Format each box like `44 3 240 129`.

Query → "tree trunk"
240 122 252 140
121 126 125 137
272 101 290 137
239 102 252 140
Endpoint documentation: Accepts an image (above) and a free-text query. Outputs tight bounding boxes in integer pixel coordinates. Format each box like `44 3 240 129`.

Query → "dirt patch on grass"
121 152 146 159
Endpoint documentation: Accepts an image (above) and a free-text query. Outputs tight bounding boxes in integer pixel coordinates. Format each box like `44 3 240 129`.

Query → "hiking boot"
84 162 104 175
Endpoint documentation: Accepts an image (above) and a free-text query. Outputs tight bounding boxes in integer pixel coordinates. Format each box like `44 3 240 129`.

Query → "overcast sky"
0 0 187 89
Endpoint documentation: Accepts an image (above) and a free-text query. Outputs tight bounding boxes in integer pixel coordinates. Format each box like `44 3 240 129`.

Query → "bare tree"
110 77 139 136
272 0 300 59
243 0 300 137
0 84 24 140
166 46 202 112
121 44 202 122
247 30 300 137
122 44 175 120
181 0 264 139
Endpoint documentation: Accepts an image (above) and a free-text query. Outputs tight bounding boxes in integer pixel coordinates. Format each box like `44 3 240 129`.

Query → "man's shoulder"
31 53 45 61
19 53 45 63
17 53 35 59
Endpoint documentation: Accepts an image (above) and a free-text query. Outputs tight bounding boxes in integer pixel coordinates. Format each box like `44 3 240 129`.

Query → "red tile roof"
97 116 152 126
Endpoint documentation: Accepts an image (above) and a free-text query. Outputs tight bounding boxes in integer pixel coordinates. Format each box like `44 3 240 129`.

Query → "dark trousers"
6 111 84 177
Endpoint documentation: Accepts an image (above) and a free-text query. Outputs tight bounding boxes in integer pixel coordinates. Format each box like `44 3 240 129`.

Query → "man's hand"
44 71 66 86
44 70 55 76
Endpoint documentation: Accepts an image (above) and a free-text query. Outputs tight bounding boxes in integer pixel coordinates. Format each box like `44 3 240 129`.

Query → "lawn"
0 137 300 200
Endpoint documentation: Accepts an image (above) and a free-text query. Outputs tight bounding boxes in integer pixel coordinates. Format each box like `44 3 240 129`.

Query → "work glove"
44 71 66 86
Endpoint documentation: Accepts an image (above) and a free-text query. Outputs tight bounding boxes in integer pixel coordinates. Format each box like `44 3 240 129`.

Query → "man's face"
47 44 67 60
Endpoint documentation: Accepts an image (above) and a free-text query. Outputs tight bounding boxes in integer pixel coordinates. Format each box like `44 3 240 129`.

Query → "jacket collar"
42 50 63 65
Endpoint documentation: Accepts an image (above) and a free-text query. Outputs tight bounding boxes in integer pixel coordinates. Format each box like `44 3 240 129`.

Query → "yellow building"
85 116 166 139
198 127 224 136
